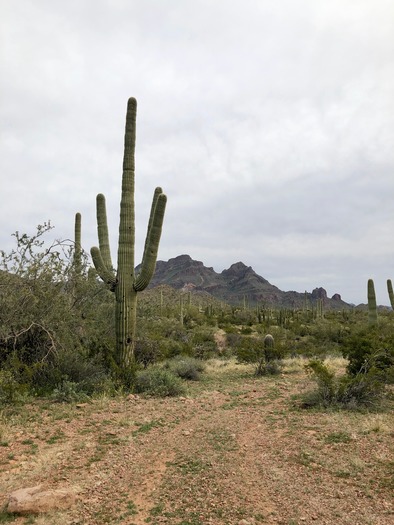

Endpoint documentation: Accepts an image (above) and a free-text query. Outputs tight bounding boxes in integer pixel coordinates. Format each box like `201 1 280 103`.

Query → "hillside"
146 255 349 309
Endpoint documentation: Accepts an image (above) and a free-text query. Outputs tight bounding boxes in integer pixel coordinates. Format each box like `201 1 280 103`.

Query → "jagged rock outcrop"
311 287 328 300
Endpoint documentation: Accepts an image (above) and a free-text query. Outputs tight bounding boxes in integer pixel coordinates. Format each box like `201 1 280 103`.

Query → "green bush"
0 370 27 405
134 367 186 397
164 356 205 381
263 359 284 375
342 326 394 380
235 335 284 376
50 380 90 403
134 338 163 368
303 359 386 409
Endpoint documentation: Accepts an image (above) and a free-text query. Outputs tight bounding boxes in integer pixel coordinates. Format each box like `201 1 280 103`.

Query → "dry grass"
0 357 393 525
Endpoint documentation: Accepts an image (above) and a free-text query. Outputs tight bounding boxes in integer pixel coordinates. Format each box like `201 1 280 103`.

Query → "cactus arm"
96 194 113 271
134 192 167 291
90 246 117 289
367 278 378 325
387 279 394 309
141 187 163 257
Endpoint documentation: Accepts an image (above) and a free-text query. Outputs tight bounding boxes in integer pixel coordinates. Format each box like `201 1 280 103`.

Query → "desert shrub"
342 326 394 380
50 380 90 403
263 359 284 375
235 334 285 376
0 223 118 399
0 370 28 405
187 328 217 359
225 332 242 349
134 367 186 397
159 339 187 359
164 356 205 380
36 349 110 395
191 342 217 359
219 323 239 334
134 338 163 368
303 359 386 409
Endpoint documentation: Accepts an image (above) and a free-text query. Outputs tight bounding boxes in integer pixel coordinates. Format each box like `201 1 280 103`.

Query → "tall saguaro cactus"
90 98 167 369
367 278 378 326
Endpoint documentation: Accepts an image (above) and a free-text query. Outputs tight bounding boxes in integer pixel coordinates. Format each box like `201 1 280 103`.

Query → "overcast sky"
1 0 393 305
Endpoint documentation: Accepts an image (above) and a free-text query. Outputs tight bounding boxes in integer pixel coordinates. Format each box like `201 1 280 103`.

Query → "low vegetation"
0 223 393 522
1 223 393 408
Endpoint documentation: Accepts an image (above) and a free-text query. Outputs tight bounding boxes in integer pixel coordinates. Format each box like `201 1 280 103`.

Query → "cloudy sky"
1 0 393 305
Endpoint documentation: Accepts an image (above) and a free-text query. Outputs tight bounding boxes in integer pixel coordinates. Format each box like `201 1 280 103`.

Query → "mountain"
146 255 349 309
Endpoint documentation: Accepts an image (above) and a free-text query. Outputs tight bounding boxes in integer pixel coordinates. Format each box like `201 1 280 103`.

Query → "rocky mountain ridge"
146 254 349 309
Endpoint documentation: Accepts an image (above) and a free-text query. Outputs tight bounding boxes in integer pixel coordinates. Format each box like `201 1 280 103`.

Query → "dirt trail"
1 366 393 524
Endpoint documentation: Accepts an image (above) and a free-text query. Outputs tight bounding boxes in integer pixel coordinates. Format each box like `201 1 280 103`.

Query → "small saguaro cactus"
367 278 378 326
90 97 167 369
263 333 275 362
387 279 394 309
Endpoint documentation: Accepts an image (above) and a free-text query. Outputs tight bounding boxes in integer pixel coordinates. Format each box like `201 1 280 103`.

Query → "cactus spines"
387 279 394 309
90 97 167 368
367 278 378 326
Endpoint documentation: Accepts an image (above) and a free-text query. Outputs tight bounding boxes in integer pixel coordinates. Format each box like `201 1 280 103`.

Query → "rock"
7 485 76 514
311 287 327 300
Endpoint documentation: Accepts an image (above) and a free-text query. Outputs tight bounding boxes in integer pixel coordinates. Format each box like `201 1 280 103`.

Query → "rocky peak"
221 262 251 278
311 287 328 300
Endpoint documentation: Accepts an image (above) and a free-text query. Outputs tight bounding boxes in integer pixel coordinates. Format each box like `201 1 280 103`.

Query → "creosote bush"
342 324 394 381
134 367 186 397
164 356 205 381
302 359 387 409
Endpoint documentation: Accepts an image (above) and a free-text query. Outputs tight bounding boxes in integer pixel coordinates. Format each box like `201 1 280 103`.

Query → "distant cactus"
73 212 82 276
387 279 394 309
367 279 378 326
90 98 167 369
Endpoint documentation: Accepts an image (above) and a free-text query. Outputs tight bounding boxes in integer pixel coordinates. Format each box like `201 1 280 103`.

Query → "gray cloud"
1 0 393 305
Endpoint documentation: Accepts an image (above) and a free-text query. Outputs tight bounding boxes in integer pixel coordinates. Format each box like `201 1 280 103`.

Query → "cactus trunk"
115 287 137 368
91 97 166 370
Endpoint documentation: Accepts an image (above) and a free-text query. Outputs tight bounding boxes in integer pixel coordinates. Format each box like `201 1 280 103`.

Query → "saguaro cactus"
90 98 167 369
73 212 82 276
387 279 394 309
367 278 378 326
263 334 275 362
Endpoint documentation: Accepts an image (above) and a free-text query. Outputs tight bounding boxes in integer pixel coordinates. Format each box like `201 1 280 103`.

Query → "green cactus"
263 333 275 362
73 212 82 276
90 98 167 368
387 279 394 309
367 278 378 326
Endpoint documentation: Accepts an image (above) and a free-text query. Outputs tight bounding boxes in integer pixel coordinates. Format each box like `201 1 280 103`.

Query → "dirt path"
1 362 393 524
